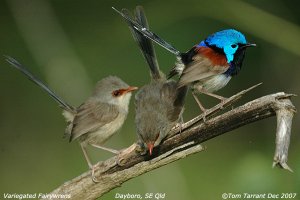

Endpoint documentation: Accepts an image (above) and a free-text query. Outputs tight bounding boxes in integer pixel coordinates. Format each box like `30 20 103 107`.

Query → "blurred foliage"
0 0 299 199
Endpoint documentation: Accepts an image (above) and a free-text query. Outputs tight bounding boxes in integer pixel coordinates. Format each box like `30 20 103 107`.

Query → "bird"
112 8 256 118
118 6 188 156
4 56 138 182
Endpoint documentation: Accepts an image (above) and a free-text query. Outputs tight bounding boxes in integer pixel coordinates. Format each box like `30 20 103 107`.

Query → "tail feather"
122 7 161 80
4 55 74 112
113 7 181 56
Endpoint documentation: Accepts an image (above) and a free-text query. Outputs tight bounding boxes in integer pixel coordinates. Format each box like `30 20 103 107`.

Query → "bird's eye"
112 90 121 97
231 44 237 48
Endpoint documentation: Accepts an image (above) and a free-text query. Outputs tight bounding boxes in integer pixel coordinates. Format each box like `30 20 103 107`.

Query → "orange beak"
124 86 138 94
147 143 154 156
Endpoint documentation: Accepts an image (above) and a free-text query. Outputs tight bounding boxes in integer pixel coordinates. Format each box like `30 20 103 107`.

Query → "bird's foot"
136 141 147 155
174 121 184 133
201 110 208 123
178 115 184 133
91 165 100 183
116 143 138 166
218 97 228 109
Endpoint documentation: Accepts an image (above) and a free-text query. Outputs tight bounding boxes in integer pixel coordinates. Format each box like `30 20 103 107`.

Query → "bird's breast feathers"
199 74 232 92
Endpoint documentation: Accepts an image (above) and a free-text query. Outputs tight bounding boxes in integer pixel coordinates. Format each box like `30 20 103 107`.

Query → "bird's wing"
178 54 229 87
69 101 119 142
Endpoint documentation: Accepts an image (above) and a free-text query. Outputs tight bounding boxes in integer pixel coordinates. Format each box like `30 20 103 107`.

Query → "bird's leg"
91 144 119 154
192 91 207 122
199 90 226 101
178 115 184 133
199 90 227 107
80 143 99 183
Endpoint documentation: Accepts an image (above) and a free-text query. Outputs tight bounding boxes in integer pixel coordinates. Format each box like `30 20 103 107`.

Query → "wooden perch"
43 88 296 200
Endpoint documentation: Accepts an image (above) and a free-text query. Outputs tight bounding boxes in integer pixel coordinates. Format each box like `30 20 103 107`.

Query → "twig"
169 83 262 136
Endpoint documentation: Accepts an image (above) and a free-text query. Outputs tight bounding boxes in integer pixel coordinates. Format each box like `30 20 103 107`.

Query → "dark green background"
0 0 299 199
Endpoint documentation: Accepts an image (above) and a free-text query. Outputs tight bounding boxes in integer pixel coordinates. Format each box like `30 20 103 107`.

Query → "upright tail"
113 7 181 57
4 56 74 112
121 6 161 80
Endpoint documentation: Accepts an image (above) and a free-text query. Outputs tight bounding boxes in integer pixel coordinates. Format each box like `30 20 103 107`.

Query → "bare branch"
43 91 296 200
272 95 296 172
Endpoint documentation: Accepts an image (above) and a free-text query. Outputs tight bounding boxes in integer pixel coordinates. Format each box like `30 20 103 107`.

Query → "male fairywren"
113 7 256 116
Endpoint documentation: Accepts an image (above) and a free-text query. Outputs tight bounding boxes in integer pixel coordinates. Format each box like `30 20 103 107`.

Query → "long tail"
4 56 74 112
121 6 161 80
113 7 181 57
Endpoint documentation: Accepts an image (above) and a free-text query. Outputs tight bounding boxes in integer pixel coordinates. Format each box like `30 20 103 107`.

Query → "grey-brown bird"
5 56 137 181
119 7 188 155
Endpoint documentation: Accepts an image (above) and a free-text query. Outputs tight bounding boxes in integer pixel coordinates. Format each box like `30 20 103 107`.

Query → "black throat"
225 47 247 76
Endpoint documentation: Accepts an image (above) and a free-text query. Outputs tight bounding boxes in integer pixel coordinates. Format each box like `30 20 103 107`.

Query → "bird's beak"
124 86 138 94
147 143 154 156
241 43 256 49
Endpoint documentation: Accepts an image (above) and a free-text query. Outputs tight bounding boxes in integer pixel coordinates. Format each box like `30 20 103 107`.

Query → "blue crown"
198 29 248 62
203 29 247 48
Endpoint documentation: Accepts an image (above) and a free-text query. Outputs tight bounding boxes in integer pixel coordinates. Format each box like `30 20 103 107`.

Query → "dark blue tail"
113 7 181 57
